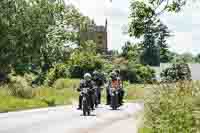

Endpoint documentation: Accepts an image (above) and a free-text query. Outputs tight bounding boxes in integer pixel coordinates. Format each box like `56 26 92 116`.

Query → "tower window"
98 36 103 39
98 41 102 44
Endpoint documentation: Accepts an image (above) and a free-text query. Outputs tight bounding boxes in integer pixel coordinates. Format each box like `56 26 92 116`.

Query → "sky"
65 0 200 55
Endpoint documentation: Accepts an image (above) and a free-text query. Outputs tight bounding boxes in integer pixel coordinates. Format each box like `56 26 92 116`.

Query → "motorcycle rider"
114 69 124 105
92 70 104 106
77 73 95 110
106 71 120 105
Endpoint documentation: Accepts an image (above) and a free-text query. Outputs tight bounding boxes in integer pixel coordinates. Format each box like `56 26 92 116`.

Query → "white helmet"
84 73 92 81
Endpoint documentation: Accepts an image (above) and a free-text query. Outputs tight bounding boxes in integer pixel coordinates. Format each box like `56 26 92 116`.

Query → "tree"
140 46 160 66
176 52 195 63
121 41 142 63
158 23 174 63
0 0 93 76
43 4 93 65
112 58 155 83
128 0 186 66
161 63 191 82
0 0 58 74
195 53 200 63
69 40 104 78
148 0 186 15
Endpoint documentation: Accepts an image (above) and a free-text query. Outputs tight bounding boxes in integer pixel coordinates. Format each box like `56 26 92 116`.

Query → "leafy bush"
14 64 34 75
69 52 103 78
102 60 115 74
120 64 138 83
0 95 47 113
142 81 199 132
69 40 104 78
135 64 155 83
7 74 34 99
119 61 155 83
41 98 56 107
45 63 70 86
161 63 191 82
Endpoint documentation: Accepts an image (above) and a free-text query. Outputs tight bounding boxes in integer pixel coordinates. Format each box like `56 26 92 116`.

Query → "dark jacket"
78 79 94 93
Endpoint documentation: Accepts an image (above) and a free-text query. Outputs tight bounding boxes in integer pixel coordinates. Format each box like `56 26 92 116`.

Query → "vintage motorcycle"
110 87 120 110
81 87 91 116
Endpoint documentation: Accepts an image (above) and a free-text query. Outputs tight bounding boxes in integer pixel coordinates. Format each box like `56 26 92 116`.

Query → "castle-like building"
80 19 108 53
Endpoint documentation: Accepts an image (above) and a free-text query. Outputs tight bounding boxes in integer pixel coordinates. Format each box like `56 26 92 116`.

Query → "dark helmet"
93 70 99 76
114 69 120 75
110 71 117 80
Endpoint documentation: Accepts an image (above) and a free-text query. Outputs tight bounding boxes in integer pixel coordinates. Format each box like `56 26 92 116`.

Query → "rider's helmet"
114 69 120 77
110 71 117 80
84 73 92 81
93 70 99 78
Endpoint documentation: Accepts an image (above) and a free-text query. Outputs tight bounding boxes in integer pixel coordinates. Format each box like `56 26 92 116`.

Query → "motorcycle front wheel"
82 97 88 116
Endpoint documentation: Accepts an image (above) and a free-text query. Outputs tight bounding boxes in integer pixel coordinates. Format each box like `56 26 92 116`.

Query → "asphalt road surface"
0 102 143 133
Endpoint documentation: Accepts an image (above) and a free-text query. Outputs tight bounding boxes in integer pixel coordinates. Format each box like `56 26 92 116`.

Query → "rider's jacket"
108 79 121 89
116 77 123 89
78 80 94 94
93 74 104 87
107 76 122 89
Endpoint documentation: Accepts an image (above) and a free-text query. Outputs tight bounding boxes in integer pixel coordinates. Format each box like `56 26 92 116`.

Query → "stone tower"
80 19 108 54
94 19 108 53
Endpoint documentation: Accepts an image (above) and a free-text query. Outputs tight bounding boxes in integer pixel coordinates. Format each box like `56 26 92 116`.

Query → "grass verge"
139 81 200 132
0 79 79 113
0 79 147 113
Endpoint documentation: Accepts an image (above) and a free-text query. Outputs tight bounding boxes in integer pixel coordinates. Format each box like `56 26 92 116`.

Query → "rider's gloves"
77 88 81 92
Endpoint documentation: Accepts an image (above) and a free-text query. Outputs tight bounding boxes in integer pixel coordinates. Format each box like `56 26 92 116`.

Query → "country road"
0 102 143 133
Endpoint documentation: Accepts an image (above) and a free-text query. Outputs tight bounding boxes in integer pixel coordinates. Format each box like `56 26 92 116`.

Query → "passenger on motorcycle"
77 73 95 110
92 70 104 106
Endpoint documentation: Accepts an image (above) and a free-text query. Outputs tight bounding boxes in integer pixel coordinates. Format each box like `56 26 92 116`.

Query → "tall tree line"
0 0 93 76
127 0 187 66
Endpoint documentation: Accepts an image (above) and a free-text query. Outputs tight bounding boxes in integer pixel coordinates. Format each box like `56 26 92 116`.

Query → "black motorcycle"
81 87 91 116
110 87 120 110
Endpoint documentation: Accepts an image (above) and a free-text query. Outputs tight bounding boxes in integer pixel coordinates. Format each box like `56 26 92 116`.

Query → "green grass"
140 81 200 132
0 79 146 113
0 94 48 113
138 127 153 133
34 86 79 105
0 79 80 113
124 84 145 101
